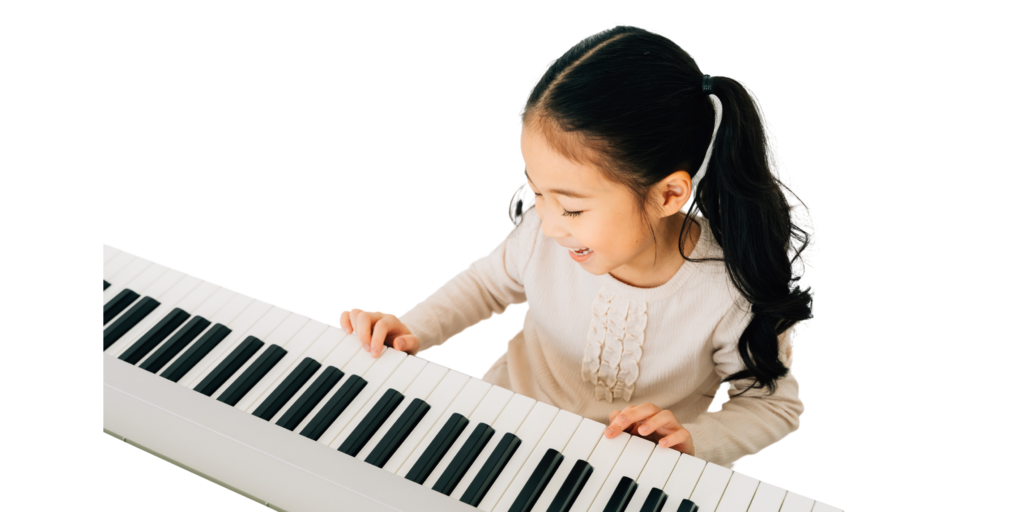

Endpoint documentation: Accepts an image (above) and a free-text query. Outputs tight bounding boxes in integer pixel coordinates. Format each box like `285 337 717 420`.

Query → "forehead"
520 122 612 197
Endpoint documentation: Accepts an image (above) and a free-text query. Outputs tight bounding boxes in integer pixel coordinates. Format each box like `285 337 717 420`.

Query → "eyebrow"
524 169 592 199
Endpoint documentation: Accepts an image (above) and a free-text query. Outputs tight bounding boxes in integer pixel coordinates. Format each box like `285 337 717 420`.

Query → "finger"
353 309 374 349
608 403 661 435
659 428 695 456
369 317 391 358
607 409 621 423
340 311 353 334
393 335 420 356
637 410 678 436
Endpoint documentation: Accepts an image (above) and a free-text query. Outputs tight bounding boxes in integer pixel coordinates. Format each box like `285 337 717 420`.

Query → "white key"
170 295 264 387
103 252 137 282
747 482 787 512
567 429 631 512
689 462 732 512
102 257 156 305
120 280 220 364
382 370 472 474
477 401 559 512
291 341 383 437
397 377 493 477
532 419 606 512
623 446 680 512
450 394 537 501
104 271 195 357
494 409 583 512
327 354 428 447
102 263 173 330
356 362 449 462
157 292 255 378
662 454 707 512
780 492 815 512
237 317 326 412
420 383 514 491
103 244 121 263
587 436 656 512
213 312 311 401
265 329 356 425
180 304 286 391
716 472 759 512
140 287 241 374
811 501 843 512
321 347 408 448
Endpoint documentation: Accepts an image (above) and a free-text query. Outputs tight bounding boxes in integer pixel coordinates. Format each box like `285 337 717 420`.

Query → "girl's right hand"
340 309 421 358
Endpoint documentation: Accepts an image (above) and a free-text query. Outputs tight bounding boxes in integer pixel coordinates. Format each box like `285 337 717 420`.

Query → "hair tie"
701 74 713 94
690 93 722 194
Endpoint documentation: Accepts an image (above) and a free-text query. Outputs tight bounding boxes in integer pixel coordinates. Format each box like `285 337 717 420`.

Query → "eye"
562 208 582 218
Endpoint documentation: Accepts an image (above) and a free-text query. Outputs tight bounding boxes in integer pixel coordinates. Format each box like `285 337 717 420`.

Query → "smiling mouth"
571 248 593 255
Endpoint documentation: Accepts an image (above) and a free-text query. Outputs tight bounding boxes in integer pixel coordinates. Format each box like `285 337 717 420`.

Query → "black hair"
508 25 813 394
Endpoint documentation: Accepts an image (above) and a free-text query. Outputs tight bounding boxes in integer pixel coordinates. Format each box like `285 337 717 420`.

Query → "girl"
340 25 812 467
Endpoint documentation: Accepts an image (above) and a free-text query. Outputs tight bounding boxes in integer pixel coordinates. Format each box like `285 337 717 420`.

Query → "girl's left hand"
605 403 695 457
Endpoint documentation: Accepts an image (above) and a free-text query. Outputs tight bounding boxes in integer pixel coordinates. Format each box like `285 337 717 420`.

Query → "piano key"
603 477 638 512
320 347 408 449
257 329 352 424
623 446 680 512
746 482 786 512
179 302 283 389
715 472 759 512
636 488 666 512
252 357 321 421
103 280 109 290
329 354 429 452
103 270 193 357
688 462 732 512
358 362 449 463
120 280 222 360
101 256 155 305
216 344 287 406
779 492 815 512
103 251 138 282
138 315 211 373
156 292 254 376
432 422 495 495
587 436 656 512
460 432 522 507
811 501 842 512
298 374 367 440
565 428 631 512
397 377 492 478
477 401 559 512
422 385 514 491
275 366 344 430
548 459 595 512
381 370 473 474
118 308 191 365
675 499 697 512
103 244 121 263
495 409 583 512
103 296 160 349
103 288 140 325
236 317 325 412
405 412 470 484
661 454 707 512
159 323 232 382
339 387 405 456
366 397 431 468
507 448 563 512
193 335 264 396
532 419 605 512
449 394 537 502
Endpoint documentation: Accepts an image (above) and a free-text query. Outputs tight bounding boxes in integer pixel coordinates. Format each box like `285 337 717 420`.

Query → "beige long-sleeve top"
399 207 803 466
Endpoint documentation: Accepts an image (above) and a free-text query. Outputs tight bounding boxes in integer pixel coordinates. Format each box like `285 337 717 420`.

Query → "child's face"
520 123 693 281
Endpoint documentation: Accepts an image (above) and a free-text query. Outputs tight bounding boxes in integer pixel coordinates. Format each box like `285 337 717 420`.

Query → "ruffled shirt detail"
581 287 649 402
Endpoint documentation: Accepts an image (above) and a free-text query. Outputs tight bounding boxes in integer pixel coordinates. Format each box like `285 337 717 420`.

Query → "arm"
399 207 542 352
681 299 805 466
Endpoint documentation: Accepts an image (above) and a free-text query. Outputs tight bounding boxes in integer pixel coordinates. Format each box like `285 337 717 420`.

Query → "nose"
537 202 570 240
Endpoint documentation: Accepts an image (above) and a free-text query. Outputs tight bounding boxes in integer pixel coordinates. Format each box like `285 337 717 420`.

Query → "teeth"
571 248 592 255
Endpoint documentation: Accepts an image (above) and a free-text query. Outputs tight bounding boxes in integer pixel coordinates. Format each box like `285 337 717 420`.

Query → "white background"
3 1 1022 510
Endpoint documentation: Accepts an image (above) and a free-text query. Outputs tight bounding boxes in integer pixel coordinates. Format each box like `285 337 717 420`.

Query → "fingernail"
396 340 404 350
605 427 613 436
372 348 379 358
363 343 369 351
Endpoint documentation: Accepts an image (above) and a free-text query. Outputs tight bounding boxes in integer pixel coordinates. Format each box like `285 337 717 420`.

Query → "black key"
138 315 211 373
159 323 231 382
675 499 698 512
365 398 431 468
103 280 110 290
104 288 139 324
547 459 593 512
460 432 521 507
194 336 263 396
638 488 667 512
276 366 344 431
339 388 404 456
103 296 159 349
216 344 287 406
509 448 564 512
299 375 367 441
118 308 190 365
252 357 321 421
405 413 470 485
602 476 638 512
432 422 495 496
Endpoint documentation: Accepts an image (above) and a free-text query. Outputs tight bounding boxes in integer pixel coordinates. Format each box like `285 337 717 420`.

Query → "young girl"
340 25 812 467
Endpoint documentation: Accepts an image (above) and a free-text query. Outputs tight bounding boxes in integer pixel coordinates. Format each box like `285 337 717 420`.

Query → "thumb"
393 335 420 355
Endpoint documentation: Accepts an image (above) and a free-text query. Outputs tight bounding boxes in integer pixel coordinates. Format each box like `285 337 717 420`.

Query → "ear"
653 170 693 216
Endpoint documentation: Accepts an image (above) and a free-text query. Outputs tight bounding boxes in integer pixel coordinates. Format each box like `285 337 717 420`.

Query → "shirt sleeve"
681 298 805 466
398 207 543 352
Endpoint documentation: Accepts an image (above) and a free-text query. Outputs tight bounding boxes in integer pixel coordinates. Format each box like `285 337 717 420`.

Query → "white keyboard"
102 244 843 512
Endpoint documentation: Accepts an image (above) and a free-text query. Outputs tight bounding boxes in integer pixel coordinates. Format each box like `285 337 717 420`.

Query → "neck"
609 212 700 289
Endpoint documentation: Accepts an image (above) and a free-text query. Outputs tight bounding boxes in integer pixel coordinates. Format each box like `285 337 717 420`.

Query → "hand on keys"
340 309 421 358
605 402 696 456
